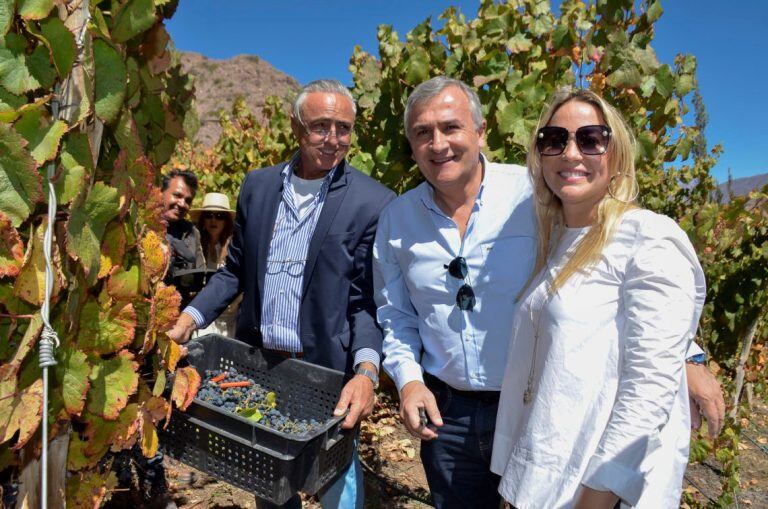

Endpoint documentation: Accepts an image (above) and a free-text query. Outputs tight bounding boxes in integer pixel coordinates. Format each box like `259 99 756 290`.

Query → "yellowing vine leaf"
170 366 200 412
139 229 168 290
106 264 140 300
65 467 117 509
14 219 63 306
140 410 158 457
66 433 99 471
110 402 140 452
0 211 23 277
0 312 41 379
86 350 138 420
0 123 42 226
17 0 54 20
77 299 136 355
98 220 127 279
0 377 43 449
66 182 120 280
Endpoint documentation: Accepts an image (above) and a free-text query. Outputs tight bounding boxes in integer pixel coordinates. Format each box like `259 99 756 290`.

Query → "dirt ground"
106 394 768 509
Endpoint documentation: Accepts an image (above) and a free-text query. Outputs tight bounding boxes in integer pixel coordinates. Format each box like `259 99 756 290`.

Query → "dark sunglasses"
536 125 611 156
202 212 229 220
444 256 476 311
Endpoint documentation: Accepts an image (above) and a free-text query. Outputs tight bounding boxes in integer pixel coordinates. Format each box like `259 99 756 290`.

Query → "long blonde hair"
526 87 639 294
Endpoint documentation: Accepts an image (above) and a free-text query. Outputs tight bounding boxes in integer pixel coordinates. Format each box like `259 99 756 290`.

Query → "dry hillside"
179 51 300 146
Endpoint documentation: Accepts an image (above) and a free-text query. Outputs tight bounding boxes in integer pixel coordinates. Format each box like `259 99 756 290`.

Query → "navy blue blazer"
189 160 396 374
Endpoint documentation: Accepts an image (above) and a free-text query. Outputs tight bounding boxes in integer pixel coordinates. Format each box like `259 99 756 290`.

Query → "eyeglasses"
202 212 229 220
302 120 353 146
266 259 307 277
445 256 475 311
536 125 611 156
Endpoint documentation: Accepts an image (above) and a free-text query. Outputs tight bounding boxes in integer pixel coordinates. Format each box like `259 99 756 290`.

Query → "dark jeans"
421 376 502 509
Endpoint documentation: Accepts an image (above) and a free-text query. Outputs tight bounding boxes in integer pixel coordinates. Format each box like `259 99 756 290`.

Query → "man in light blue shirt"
374 76 725 508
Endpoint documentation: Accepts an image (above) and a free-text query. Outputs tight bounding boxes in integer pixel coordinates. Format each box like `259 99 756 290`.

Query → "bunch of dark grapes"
196 368 325 436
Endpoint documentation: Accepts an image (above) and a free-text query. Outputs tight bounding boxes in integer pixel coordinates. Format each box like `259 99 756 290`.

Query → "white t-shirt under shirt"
490 209 706 508
292 173 325 219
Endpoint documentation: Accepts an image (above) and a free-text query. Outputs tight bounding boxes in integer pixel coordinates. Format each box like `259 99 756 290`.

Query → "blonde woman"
490 88 706 508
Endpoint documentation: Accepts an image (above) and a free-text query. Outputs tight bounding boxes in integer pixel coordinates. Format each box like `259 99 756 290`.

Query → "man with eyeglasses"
167 79 395 508
373 76 725 508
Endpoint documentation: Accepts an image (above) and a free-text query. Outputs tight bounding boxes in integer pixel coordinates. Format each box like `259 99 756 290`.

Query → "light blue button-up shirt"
373 158 537 391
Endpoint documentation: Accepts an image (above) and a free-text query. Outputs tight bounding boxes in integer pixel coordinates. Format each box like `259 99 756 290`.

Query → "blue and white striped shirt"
186 158 379 368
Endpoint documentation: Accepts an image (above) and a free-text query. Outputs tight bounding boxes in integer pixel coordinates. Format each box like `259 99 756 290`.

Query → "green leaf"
645 1 663 23
39 17 76 77
0 36 55 94
16 0 52 20
86 350 139 420
0 0 13 36
14 107 67 164
93 39 126 123
77 298 136 355
55 133 92 204
111 0 156 43
0 123 42 227
265 391 276 408
237 406 263 423
66 182 120 279
55 347 91 417
403 47 429 85
655 64 674 98
506 33 533 54
676 74 694 96
606 61 642 88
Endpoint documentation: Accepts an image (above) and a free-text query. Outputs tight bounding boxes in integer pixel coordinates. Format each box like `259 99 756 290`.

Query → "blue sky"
166 1 767 182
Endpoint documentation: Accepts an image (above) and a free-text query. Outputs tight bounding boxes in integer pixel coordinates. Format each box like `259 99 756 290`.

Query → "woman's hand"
573 486 619 509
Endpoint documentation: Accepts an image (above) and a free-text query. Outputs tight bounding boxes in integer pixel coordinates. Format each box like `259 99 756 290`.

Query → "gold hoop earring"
607 174 639 203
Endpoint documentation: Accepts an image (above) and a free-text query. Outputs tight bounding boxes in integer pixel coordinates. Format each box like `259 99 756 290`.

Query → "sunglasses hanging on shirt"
445 256 476 311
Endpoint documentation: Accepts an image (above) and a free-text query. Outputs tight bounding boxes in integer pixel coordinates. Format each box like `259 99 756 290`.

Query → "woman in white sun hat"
190 192 240 338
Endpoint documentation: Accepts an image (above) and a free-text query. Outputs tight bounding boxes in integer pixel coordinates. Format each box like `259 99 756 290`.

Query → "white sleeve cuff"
581 454 648 507
393 363 426 393
183 307 206 328
353 348 380 370
686 341 704 359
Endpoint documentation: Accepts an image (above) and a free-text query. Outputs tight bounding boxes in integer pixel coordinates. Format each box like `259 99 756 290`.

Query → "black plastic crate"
159 334 356 504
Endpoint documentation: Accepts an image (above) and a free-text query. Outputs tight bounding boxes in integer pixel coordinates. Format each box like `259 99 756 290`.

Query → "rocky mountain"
718 173 768 201
179 51 300 146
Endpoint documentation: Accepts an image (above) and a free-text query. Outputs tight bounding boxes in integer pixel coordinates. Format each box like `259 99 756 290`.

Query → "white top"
490 209 706 509
292 173 325 219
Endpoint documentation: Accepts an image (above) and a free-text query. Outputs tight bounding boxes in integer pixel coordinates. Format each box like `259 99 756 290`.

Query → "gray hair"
292 79 357 125
404 76 484 137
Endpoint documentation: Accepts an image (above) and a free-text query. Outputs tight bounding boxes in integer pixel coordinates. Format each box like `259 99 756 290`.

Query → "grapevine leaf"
0 312 41 378
82 412 116 457
0 0 12 36
39 16 76 78
403 47 429 85
150 282 180 333
506 33 533 54
237 407 263 423
109 402 139 451
55 347 91 416
112 0 156 43
152 369 166 397
56 133 93 204
170 366 200 411
98 220 127 279
65 467 117 508
0 37 55 93
137 184 164 233
17 0 53 20
0 211 23 277
66 433 97 471
0 123 42 226
14 220 63 306
77 299 136 355
106 264 140 300
14 107 68 164
0 377 43 449
139 229 168 291
142 395 168 423
140 410 158 457
86 350 139 420
66 182 120 280
0 88 25 122
159 335 181 373
93 39 126 123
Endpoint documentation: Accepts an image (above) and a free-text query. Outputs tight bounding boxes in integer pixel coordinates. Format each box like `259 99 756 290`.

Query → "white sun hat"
190 192 235 222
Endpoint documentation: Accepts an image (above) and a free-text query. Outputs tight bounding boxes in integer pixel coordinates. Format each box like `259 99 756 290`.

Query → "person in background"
191 192 239 338
491 87 705 508
161 169 205 306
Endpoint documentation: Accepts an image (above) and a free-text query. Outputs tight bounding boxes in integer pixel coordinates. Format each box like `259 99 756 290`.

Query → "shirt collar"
419 153 488 214
282 152 341 187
